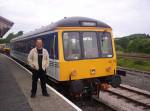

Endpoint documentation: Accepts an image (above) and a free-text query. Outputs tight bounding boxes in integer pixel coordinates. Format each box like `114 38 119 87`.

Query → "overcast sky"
0 0 150 37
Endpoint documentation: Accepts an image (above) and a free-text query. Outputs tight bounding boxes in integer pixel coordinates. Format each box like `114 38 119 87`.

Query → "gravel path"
121 72 150 92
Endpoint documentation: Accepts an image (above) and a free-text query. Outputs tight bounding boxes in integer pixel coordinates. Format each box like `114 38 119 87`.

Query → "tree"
115 33 150 54
17 31 23 37
0 31 23 44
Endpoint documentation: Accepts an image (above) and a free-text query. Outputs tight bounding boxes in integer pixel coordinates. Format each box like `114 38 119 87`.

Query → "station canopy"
0 16 14 38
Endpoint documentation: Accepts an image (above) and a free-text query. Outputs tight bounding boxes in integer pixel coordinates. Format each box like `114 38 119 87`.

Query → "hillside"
115 34 150 54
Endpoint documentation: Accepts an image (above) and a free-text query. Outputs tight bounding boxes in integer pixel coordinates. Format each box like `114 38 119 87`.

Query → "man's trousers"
31 69 48 95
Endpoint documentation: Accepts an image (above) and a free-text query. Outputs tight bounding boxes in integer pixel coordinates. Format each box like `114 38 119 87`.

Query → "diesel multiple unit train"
10 17 124 96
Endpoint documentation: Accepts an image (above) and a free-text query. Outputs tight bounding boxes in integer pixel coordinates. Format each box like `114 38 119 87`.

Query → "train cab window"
83 32 99 58
99 32 113 57
63 32 81 60
63 31 113 60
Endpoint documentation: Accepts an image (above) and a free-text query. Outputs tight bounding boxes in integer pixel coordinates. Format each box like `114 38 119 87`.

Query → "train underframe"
69 75 121 97
48 73 125 98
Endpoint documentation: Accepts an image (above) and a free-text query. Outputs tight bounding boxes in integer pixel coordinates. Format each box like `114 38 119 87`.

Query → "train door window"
48 33 58 59
63 32 81 60
99 32 113 57
82 32 99 58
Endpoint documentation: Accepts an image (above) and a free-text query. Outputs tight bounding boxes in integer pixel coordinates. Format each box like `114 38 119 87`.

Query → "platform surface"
0 54 77 111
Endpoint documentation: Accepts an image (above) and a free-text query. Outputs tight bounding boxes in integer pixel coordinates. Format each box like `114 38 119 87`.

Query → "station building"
0 16 14 38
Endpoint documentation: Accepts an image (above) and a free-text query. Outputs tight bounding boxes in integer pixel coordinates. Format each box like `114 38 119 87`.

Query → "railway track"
47 77 115 111
71 98 115 111
118 66 150 75
117 54 150 61
93 84 150 111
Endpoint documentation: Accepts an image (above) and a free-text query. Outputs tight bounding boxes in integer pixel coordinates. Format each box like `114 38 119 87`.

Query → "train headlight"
106 67 112 72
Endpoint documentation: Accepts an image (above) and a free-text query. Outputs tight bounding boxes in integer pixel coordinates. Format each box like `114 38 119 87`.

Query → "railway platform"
0 53 81 111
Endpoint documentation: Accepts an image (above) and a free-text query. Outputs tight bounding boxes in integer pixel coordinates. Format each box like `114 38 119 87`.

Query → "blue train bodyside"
10 32 59 63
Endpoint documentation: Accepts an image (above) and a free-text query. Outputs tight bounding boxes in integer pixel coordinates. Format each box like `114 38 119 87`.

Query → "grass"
117 57 150 72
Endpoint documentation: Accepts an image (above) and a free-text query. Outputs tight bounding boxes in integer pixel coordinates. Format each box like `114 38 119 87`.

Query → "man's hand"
32 64 36 69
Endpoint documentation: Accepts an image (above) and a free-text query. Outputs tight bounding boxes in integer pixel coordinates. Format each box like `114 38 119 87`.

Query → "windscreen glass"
63 31 113 60
63 32 81 60
83 32 99 58
99 32 113 57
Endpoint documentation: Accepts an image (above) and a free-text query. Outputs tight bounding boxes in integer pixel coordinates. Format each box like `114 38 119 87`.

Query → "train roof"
12 17 111 41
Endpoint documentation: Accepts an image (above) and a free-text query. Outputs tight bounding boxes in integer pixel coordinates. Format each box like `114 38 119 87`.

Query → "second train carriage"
10 17 123 96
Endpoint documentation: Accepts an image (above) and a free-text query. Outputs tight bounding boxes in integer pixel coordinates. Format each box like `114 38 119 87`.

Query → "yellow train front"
50 17 121 96
10 17 123 97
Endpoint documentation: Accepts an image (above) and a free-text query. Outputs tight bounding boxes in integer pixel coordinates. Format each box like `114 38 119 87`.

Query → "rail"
93 84 150 111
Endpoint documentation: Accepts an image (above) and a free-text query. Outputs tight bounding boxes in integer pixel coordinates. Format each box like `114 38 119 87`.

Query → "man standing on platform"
28 38 50 98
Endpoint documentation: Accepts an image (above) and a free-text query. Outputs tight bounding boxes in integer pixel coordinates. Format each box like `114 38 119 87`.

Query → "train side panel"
10 32 61 81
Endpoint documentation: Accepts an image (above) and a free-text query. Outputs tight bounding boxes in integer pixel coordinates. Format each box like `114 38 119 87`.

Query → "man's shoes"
43 93 50 97
31 93 36 98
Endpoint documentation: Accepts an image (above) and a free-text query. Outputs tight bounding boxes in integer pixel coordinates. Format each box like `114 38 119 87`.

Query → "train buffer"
0 54 81 111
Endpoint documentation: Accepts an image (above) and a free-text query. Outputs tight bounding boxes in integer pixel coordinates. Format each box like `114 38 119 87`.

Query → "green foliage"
116 44 123 51
133 60 145 65
0 31 23 44
115 34 150 54
118 57 150 71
